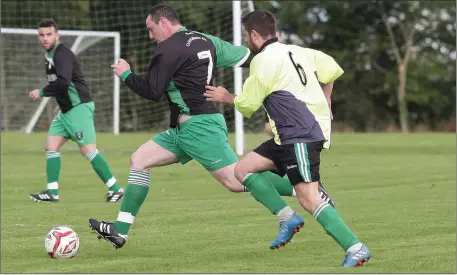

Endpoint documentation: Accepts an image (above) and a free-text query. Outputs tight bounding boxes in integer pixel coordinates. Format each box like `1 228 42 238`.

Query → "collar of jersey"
260 37 279 52
45 41 61 58
175 26 188 34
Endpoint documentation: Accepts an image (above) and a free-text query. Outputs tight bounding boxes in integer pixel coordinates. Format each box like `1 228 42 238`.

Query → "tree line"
1 0 455 132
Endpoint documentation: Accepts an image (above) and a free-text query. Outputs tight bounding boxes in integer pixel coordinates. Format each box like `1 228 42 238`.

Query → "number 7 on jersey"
197 50 213 85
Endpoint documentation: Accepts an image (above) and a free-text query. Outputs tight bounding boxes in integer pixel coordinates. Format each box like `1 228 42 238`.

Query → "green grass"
1 132 455 273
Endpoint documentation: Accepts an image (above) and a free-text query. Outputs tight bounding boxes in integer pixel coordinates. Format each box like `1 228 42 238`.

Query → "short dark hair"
242 10 276 39
38 18 58 31
148 4 181 24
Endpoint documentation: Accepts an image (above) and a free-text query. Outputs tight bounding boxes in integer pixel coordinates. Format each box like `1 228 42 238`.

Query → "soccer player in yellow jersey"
205 10 371 268
263 46 338 206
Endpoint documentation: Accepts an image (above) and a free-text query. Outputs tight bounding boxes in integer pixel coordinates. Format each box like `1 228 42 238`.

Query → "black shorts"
254 139 324 185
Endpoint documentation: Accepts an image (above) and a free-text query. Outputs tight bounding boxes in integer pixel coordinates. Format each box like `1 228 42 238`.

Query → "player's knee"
130 152 148 171
45 143 58 151
234 164 248 184
79 144 96 157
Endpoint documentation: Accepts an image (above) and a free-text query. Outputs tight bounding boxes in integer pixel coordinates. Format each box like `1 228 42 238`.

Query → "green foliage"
265 0 455 131
1 0 89 30
1 0 454 131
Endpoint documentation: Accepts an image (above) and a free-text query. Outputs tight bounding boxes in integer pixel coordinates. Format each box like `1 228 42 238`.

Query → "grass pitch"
1 132 455 273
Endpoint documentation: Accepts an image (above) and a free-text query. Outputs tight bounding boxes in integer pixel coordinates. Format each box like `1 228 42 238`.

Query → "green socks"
261 171 295 196
85 149 121 192
114 169 150 235
46 151 61 196
242 173 288 215
243 171 295 197
313 201 360 251
45 148 121 198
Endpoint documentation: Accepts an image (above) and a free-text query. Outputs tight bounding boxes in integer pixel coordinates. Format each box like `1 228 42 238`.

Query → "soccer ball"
45 226 80 259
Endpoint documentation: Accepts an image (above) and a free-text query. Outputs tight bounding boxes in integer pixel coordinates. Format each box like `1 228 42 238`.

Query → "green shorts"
153 113 238 171
48 102 96 146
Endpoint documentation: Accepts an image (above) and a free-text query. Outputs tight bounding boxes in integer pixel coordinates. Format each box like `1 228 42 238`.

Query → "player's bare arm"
204 85 235 105
320 81 334 120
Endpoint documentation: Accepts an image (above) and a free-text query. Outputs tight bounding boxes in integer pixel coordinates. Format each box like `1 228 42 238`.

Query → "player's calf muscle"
294 181 323 213
209 164 244 192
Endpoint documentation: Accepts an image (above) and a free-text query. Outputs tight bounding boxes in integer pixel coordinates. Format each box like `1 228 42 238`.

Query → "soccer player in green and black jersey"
28 19 124 203
89 4 332 249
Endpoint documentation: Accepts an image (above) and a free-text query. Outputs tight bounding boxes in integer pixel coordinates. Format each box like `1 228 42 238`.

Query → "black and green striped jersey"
39 42 92 113
120 26 252 128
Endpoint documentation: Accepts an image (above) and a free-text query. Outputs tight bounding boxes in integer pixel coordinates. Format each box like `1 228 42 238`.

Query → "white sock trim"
47 181 58 190
46 151 60 159
242 173 254 183
117 211 135 224
128 169 151 187
85 148 99 162
313 202 330 219
118 233 128 240
105 177 116 188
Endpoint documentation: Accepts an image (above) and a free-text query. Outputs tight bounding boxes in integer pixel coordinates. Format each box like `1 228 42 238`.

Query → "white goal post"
0 28 121 134
233 0 255 156
233 1 244 156
1 0 254 154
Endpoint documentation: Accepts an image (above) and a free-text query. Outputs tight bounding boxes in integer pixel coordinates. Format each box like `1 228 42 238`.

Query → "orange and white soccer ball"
45 226 80 259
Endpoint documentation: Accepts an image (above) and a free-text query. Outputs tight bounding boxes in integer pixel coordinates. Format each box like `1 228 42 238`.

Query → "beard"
246 40 260 55
248 45 258 54
42 40 57 51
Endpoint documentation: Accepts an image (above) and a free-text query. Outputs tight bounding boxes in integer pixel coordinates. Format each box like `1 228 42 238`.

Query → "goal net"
1 28 119 133
0 1 263 141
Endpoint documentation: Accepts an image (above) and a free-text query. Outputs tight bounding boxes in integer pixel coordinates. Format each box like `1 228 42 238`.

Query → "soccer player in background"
88 4 324 250
204 10 371 267
28 19 124 203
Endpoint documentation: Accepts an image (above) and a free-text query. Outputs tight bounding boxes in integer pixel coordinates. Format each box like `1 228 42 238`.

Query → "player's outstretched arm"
112 53 178 101
204 74 266 119
205 54 269 118
123 72 165 101
233 75 267 118
204 85 235 105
